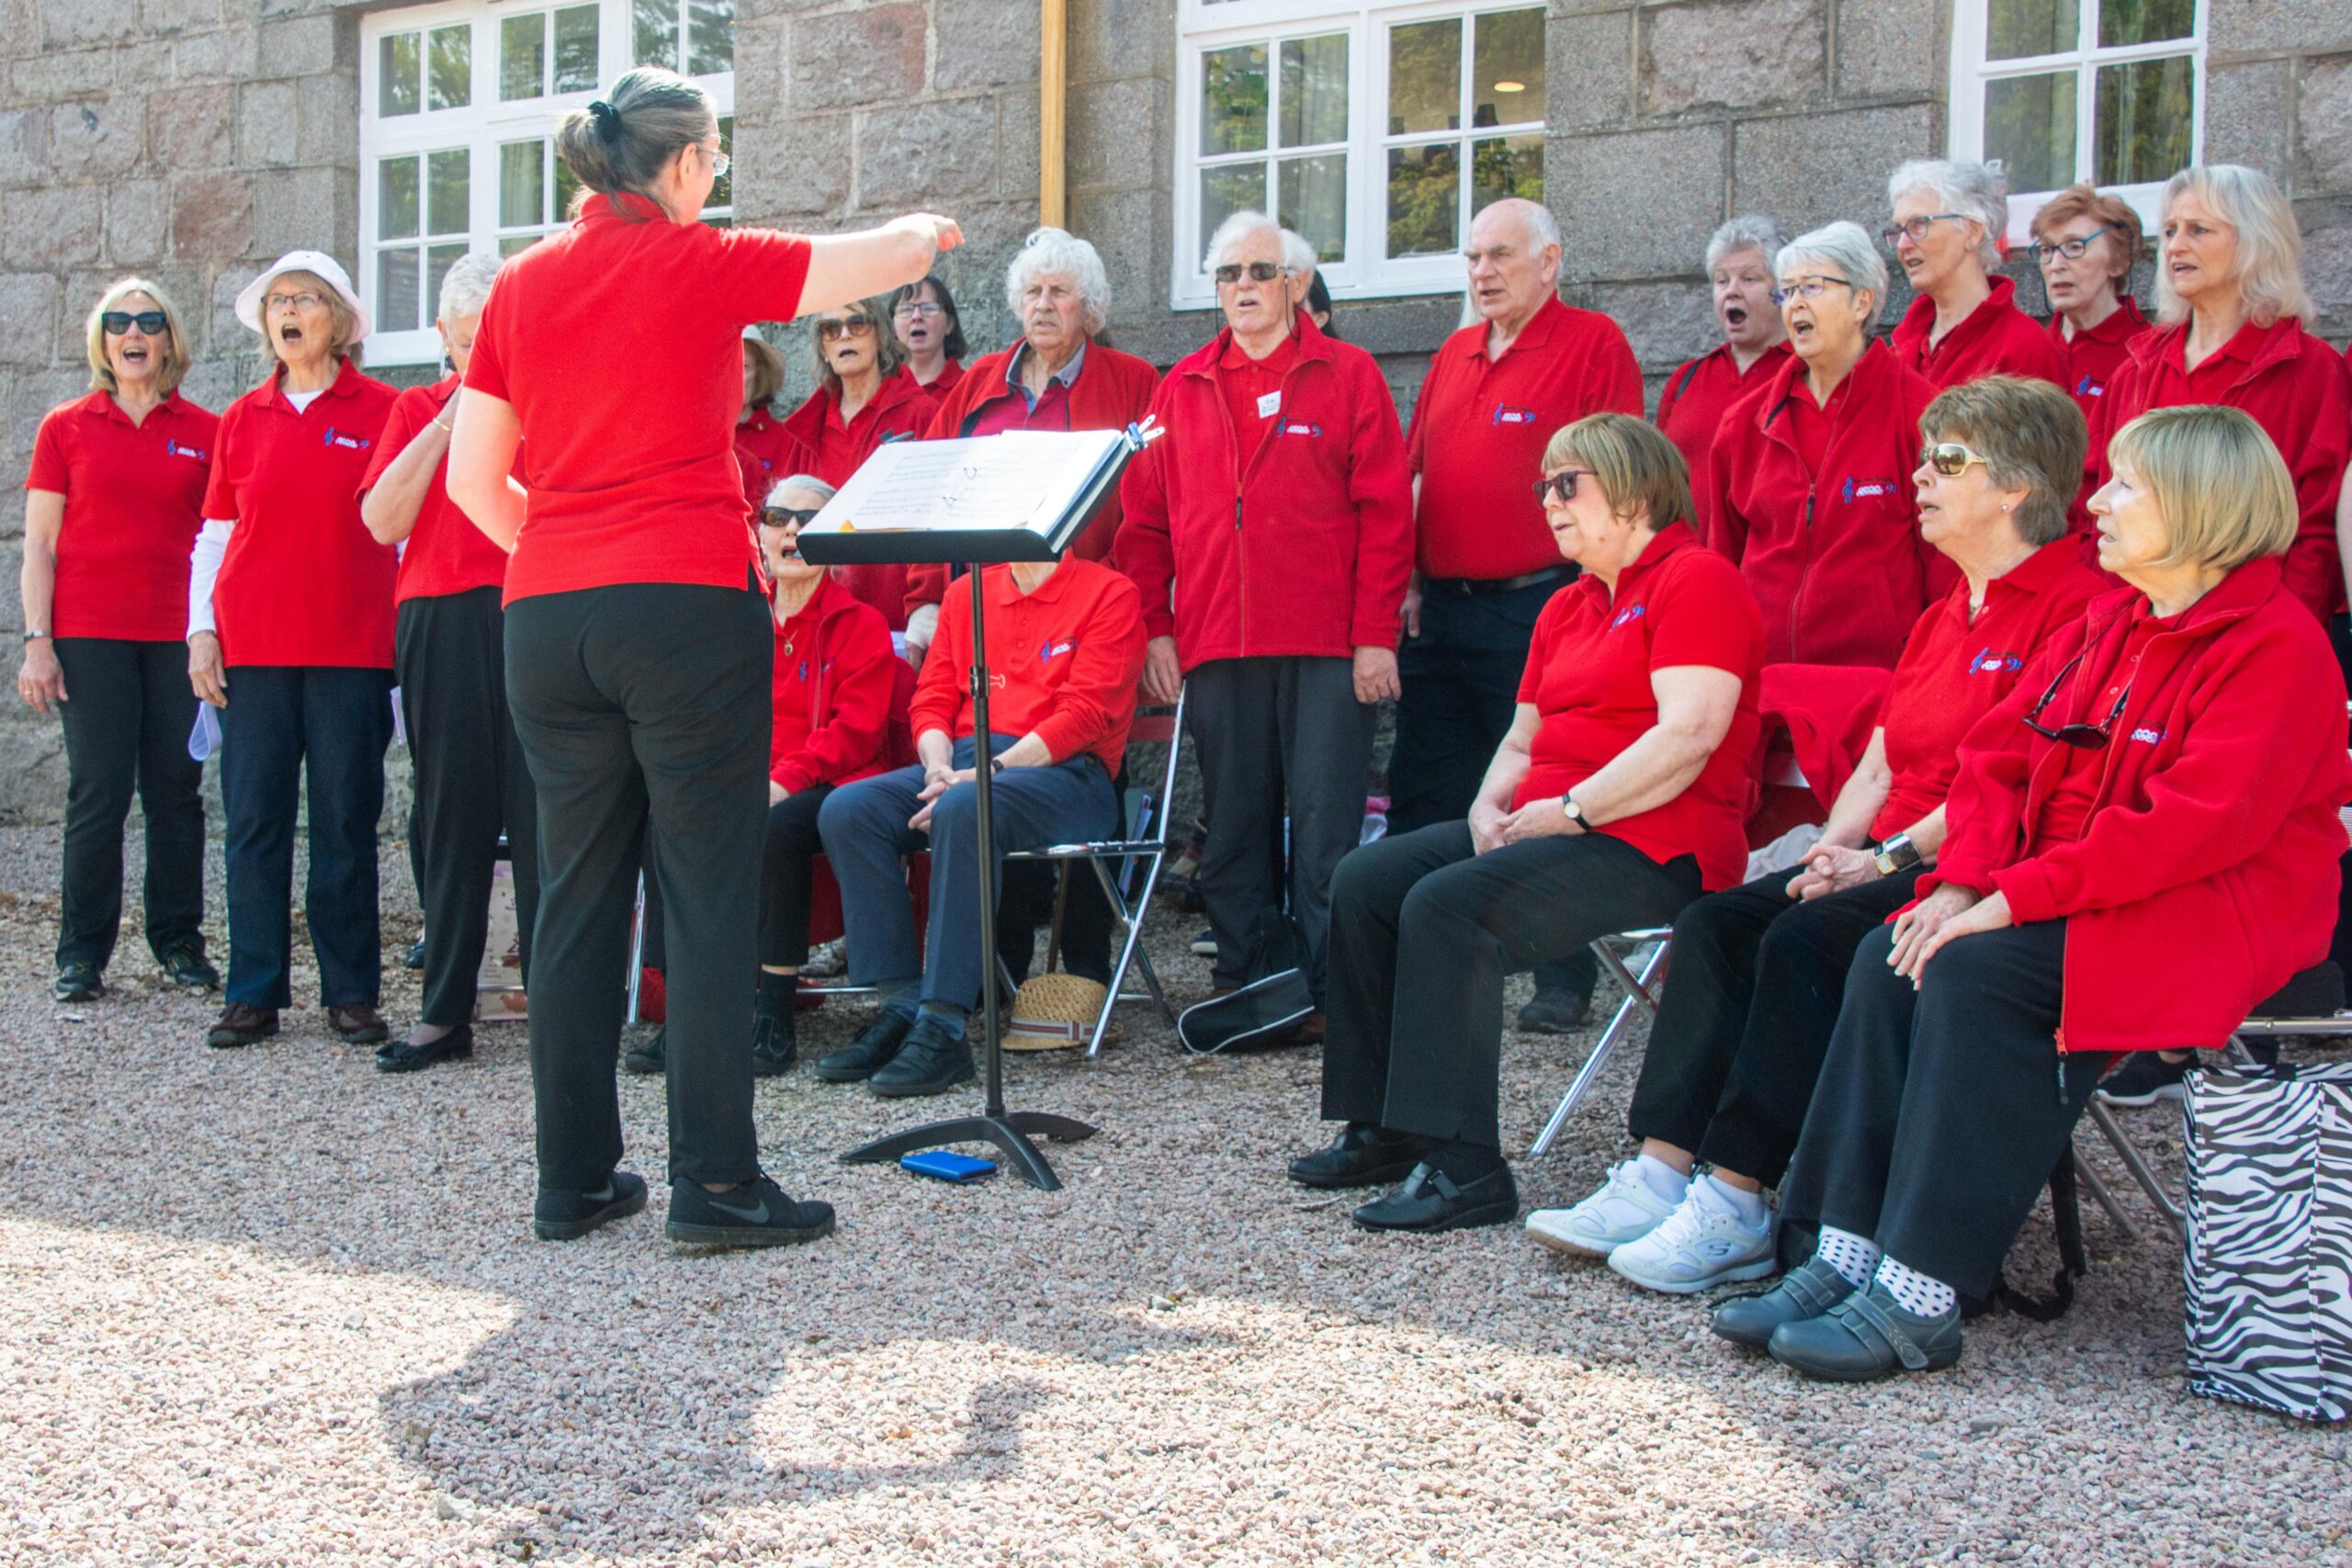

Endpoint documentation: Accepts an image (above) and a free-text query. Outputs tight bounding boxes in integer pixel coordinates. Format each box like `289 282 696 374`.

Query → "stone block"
0 705 69 822
1070 0 1169 85
731 16 785 123
296 72 356 164
251 161 348 255
147 81 232 169
2210 2 2351 57
1734 103 1933 239
788 5 927 113
0 273 61 365
173 25 258 83
1832 0 1943 101
938 0 1041 93
139 0 219 36
1642 0 1826 117
51 96 144 180
39 0 139 49
1552 123 1724 280
734 109 849 220
1069 186 1158 313
12 47 111 101
2302 204 2352 336
998 85 1041 203
3 185 103 265
236 79 297 168
1068 77 1161 192
1547 9 1634 132
2301 54 2352 197
857 97 1000 209
1589 276 1717 371
0 107 50 186
257 11 339 77
171 169 250 260
2203 58 2290 174
106 175 167 261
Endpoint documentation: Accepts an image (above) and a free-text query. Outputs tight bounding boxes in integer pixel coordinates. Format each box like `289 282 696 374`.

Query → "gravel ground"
2 821 2348 1567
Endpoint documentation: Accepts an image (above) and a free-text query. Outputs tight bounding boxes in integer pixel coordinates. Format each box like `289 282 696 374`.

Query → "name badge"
1256 390 1282 419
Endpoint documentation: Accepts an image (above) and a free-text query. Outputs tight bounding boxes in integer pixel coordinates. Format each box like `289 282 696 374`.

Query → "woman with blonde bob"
1716 404 2352 1383
2093 164 2351 625
18 278 219 1004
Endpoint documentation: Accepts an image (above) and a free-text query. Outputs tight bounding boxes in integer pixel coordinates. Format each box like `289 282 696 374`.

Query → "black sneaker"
157 944 220 991
1516 984 1594 1035
814 1010 913 1083
867 1016 976 1098
665 1174 835 1249
51 963 103 1003
1191 928 1217 957
2098 1052 2194 1108
751 1009 797 1077
533 1170 649 1241
622 1027 666 1076
405 937 427 970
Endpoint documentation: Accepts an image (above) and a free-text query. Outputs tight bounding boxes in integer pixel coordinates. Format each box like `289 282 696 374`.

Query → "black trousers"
1626 863 1923 1186
759 783 833 968
51 637 207 971
397 588 540 1028
505 581 771 1190
1780 920 2110 1299
218 665 393 1009
1188 656 1375 999
1321 821 1702 1148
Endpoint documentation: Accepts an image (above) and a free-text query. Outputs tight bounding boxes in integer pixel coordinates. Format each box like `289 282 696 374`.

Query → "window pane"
1201 44 1269 156
634 0 679 70
1388 18 1461 136
500 234 538 257
1473 8 1544 130
1472 133 1543 212
379 32 421 118
1387 141 1459 256
426 243 470 322
426 148 469 236
502 13 545 101
1276 152 1345 262
1200 164 1268 255
1985 0 2076 60
687 0 733 76
378 246 420 333
2095 55 2194 186
379 155 420 242
427 26 470 111
500 140 546 228
553 6 599 94
1984 71 2076 193
2098 0 2193 47
706 116 731 211
1278 34 1348 149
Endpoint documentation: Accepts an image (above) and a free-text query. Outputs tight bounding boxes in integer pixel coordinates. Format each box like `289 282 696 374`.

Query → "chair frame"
1528 928 1675 1158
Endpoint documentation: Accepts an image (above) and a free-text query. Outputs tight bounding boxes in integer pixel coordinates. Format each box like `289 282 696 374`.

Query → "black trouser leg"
1779 920 2109 1298
297 667 394 1009
128 640 206 959
1623 870 1796 1156
52 639 148 970
1188 659 1284 991
218 667 305 1009
758 784 833 969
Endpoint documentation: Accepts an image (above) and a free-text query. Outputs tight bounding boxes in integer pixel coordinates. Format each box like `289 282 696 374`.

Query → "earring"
2001 502 2012 512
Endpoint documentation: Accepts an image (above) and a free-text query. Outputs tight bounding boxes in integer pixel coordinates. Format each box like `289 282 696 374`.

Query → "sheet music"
805 428 1125 537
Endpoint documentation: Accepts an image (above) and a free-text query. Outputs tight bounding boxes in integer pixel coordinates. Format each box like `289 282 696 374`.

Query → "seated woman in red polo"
1289 413 1763 1234
1717 405 2352 1382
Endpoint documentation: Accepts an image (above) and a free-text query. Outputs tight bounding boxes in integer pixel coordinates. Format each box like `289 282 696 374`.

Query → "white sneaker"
1606 1181 1777 1294
1526 1160 1682 1257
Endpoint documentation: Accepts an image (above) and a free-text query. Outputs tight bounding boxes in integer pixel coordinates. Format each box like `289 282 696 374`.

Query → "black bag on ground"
1177 905 1314 1055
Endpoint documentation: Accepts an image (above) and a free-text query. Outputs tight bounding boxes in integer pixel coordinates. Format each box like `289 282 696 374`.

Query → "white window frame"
1171 0 1545 310
358 0 734 367
1947 0 2206 247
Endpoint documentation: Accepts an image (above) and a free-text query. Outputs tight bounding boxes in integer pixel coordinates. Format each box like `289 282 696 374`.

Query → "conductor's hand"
893 213 964 258
1352 645 1400 704
909 761 976 832
188 631 228 708
1141 636 1182 705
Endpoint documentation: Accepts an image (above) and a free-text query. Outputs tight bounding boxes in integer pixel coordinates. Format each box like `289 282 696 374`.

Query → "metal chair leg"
2086 1098 2187 1242
1528 939 1671 1159
2070 1147 2144 1246
625 874 647 1027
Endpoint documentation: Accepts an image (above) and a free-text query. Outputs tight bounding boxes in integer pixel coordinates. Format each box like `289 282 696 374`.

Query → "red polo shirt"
27 389 218 641
1657 341 1792 539
1870 538 2104 840
1217 333 1299 480
360 375 512 605
735 403 794 502
203 360 400 668
922 358 967 397
466 193 811 604
1512 522 1764 890
2046 296 2147 427
908 555 1148 774
1408 298 1643 581
1890 275 2069 391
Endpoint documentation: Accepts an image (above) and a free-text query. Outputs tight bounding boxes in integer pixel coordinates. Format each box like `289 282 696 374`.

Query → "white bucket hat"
235 250 372 343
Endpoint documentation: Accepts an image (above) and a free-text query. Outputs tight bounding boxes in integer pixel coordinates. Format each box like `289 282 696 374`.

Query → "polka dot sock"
1873 1256 1958 1319
1815 1226 1883 1292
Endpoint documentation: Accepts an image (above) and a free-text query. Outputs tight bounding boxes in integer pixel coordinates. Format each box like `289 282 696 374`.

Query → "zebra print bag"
2182 1063 2352 1423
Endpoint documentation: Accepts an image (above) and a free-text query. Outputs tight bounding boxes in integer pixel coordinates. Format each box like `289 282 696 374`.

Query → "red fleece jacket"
769 572 898 795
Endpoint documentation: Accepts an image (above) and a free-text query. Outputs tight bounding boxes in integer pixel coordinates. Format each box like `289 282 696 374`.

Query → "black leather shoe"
622 1027 665 1075
666 1174 835 1249
157 944 220 991
751 1009 797 1077
1767 1283 1963 1382
376 1022 474 1074
1712 1257 1854 1348
51 963 103 1003
205 1003 278 1049
815 1010 914 1083
534 1170 649 1241
328 1004 390 1045
1516 984 1594 1035
1352 1161 1520 1233
867 1017 976 1098
405 937 427 970
1287 1124 1434 1189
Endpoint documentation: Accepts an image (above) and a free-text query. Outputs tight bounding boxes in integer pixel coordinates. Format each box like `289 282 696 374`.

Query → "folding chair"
1528 927 1674 1157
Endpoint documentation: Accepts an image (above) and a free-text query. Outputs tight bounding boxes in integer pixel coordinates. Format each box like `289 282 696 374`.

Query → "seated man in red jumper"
812 550 1147 1097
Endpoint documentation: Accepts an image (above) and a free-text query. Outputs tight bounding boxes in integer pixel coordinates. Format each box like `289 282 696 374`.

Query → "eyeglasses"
703 143 730 179
101 310 169 336
893 300 943 320
1212 261 1290 285
818 316 876 340
2027 224 2116 265
1770 276 1855 305
1921 442 1988 477
265 291 329 312
1532 468 1596 505
1882 213 1965 247
2021 651 2133 749
759 506 822 527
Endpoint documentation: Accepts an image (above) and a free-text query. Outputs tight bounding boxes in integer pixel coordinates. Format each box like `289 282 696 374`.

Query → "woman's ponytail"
554 66 713 221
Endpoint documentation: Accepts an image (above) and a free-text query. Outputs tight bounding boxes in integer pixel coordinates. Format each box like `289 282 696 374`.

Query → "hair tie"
587 99 619 141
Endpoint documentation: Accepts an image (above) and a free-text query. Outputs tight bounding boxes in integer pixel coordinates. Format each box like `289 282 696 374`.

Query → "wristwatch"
1559 793 1586 829
22 629 50 642
989 756 1006 775
1872 833 1923 877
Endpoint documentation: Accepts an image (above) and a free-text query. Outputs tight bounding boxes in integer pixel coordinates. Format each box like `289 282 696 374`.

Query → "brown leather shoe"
328 1003 390 1045
205 1003 279 1049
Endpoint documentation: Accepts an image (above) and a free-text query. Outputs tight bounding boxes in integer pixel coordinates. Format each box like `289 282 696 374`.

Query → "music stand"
795 429 1148 1190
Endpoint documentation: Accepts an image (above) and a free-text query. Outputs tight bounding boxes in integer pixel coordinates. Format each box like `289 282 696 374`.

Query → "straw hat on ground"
1002 973 1114 1052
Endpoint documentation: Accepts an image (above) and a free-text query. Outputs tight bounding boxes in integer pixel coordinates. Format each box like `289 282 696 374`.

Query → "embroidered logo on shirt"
1039 638 1075 663
2129 724 2165 745
2075 375 2104 399
1281 421 1322 437
1968 648 2023 675
322 427 371 451
1491 405 1539 426
1840 476 1898 502
164 440 208 461
1610 604 1647 630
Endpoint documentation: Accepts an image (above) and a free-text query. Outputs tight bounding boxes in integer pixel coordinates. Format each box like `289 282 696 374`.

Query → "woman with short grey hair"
1660 213 1792 536
1883 158 2065 391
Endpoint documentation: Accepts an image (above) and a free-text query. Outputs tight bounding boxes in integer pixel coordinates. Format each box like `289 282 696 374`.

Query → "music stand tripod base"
841 1111 1096 1191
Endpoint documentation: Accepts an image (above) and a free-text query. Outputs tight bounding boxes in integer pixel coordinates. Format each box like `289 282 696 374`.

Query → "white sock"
1815 1226 1883 1291
1874 1256 1958 1318
1702 1173 1769 1229
1634 1154 1690 1203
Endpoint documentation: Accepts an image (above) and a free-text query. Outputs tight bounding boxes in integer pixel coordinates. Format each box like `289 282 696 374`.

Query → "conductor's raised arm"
800 216 964 320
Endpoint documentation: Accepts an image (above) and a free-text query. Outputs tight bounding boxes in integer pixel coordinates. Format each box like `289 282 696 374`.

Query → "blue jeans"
819 735 1119 1013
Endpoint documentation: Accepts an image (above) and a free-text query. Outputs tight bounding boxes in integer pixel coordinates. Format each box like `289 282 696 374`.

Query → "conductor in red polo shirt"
446 66 958 1250
1119 211 1414 1021
1393 197 1642 1032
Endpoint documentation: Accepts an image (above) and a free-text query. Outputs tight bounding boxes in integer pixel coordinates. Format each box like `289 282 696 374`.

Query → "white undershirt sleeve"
903 601 941 658
187 519 232 637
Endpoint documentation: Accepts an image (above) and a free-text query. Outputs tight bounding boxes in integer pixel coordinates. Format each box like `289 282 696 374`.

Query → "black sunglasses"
759 506 822 527
101 310 169 335
1532 468 1595 505
818 316 876 340
2021 651 2132 749
1212 261 1289 285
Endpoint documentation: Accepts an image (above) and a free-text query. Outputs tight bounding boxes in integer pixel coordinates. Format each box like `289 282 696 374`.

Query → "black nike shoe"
665 1174 835 1250
533 1170 649 1241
